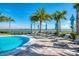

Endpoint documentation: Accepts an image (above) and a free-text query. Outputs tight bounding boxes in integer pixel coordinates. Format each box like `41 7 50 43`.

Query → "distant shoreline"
0 29 76 32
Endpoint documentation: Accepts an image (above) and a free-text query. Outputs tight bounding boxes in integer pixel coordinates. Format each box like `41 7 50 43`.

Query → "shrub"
0 31 8 33
53 31 59 36
70 32 77 41
59 33 66 37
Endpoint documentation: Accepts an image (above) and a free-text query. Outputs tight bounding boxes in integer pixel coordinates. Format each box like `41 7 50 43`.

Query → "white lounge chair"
64 34 71 39
63 49 79 56
53 42 68 48
74 38 79 42
72 38 79 44
53 34 70 40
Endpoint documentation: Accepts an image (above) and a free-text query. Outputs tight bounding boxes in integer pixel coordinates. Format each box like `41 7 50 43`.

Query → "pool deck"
1 35 79 56
13 35 79 56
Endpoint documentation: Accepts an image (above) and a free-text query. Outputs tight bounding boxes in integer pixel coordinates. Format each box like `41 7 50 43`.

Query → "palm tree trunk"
76 10 78 33
31 22 32 33
9 21 11 34
59 21 61 32
56 21 59 33
34 23 36 32
40 20 42 33
76 10 79 34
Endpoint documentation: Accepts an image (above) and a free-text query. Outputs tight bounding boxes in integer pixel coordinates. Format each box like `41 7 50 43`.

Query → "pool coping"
0 35 36 56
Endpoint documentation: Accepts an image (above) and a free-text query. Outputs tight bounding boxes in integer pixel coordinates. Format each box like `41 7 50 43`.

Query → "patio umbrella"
70 15 75 32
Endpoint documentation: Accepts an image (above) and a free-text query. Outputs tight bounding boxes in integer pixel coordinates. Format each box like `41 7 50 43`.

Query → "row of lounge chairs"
31 31 79 45
31 32 79 55
9 31 79 45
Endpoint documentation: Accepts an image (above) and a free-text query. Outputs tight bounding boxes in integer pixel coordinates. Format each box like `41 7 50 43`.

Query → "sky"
0 3 76 29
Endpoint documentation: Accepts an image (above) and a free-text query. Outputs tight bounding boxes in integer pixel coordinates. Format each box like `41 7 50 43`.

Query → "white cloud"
61 25 71 29
61 20 71 29
11 23 29 29
61 20 76 29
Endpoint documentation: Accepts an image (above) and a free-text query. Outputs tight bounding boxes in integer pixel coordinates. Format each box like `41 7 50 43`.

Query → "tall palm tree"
51 10 67 35
34 8 51 33
74 3 79 34
30 15 39 33
8 17 15 33
0 16 14 33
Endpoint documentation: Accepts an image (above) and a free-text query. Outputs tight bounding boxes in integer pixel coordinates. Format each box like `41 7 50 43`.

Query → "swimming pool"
0 36 30 53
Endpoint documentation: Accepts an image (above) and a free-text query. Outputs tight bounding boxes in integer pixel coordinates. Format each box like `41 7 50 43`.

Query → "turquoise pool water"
0 36 30 53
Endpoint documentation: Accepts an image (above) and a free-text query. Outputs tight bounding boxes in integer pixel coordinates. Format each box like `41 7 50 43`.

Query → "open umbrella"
70 15 75 32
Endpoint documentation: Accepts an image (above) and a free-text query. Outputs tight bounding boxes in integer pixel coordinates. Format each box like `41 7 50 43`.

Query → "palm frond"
74 3 79 11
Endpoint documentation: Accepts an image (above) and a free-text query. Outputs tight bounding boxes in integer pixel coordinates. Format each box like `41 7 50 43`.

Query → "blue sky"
0 3 76 29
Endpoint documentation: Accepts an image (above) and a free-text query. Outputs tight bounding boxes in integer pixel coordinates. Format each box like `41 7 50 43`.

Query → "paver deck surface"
13 35 79 56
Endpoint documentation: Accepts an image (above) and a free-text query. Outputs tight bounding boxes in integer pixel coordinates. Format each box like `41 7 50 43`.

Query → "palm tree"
0 16 15 34
8 17 15 33
34 8 51 33
30 14 39 33
0 16 9 22
51 10 67 35
74 3 79 34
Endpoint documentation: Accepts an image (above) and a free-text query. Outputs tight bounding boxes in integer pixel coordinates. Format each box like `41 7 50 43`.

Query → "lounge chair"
63 49 79 56
64 34 71 39
31 31 36 36
71 38 79 44
31 32 46 39
53 42 68 48
55 34 71 40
